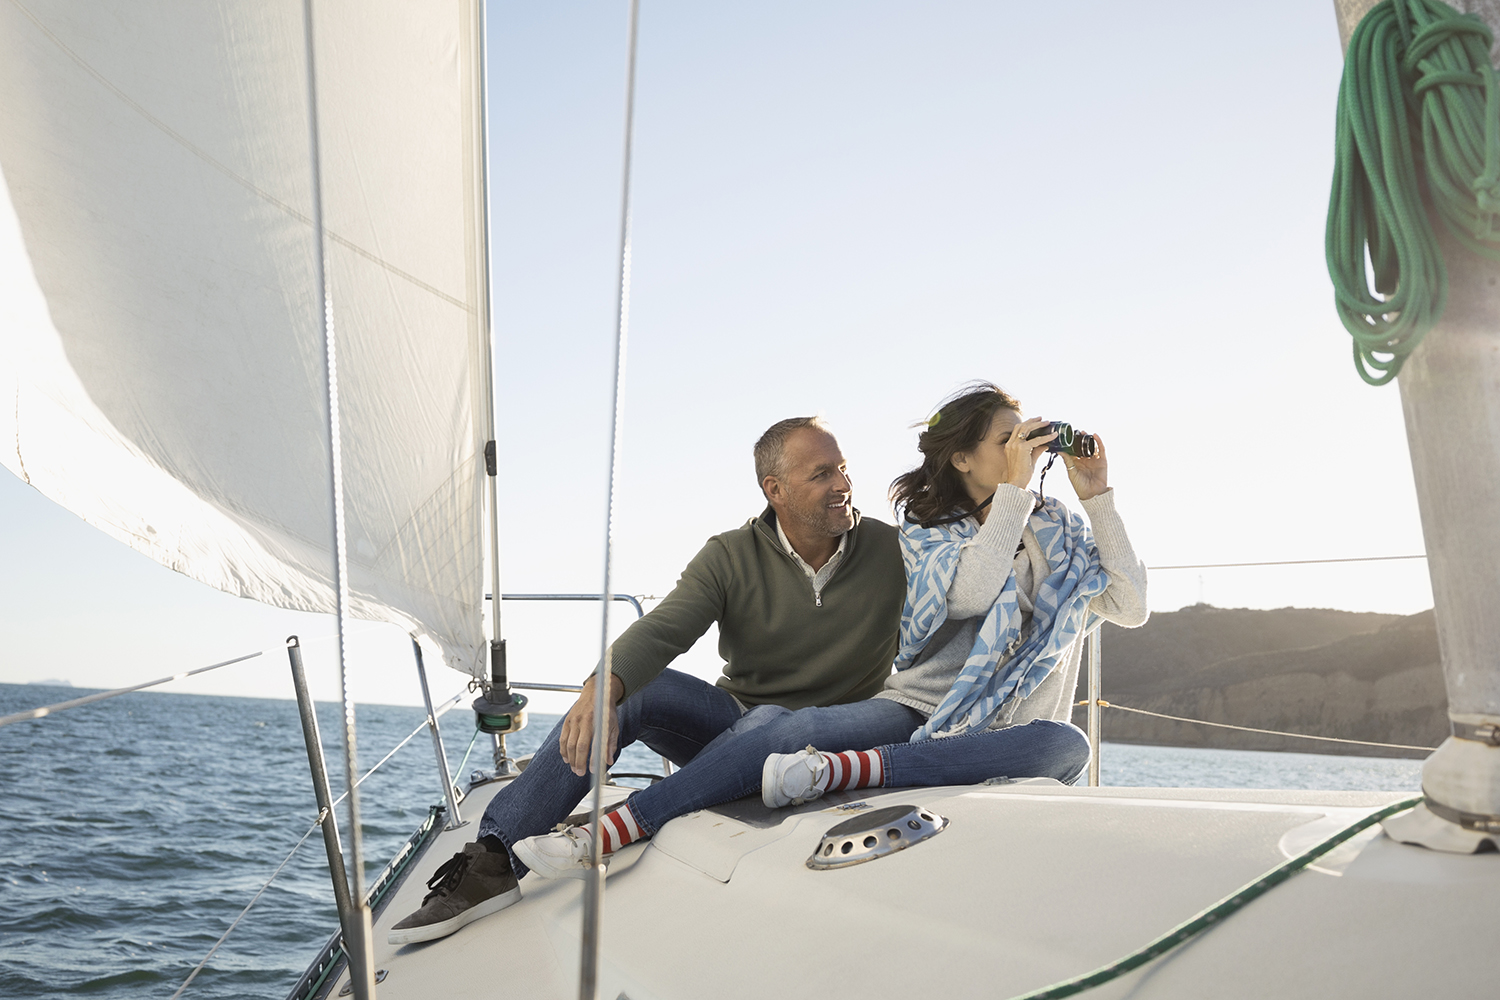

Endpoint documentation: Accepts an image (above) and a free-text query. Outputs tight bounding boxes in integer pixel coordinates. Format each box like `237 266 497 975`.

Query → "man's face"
764 428 854 538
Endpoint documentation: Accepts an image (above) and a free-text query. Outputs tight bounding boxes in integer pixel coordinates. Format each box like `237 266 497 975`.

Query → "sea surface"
0 682 1425 1000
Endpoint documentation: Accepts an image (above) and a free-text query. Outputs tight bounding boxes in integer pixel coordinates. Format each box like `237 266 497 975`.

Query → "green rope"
1326 0 1500 385
1004 795 1422 1000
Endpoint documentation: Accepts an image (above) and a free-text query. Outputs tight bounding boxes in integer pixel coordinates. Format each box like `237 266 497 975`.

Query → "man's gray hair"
753 415 829 489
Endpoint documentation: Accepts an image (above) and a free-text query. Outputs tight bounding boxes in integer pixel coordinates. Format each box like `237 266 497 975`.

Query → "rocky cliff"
1068 605 1445 759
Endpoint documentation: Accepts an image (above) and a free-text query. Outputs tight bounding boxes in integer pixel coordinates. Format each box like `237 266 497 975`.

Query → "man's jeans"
477 668 744 877
624 699 1089 836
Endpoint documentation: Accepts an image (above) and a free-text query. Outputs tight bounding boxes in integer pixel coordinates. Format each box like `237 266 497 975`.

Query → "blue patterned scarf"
895 495 1109 741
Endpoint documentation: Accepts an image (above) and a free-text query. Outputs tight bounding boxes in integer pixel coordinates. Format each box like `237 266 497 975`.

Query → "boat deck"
324 777 1498 999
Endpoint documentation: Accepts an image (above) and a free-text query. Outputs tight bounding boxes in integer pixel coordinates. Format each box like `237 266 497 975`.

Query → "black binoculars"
1026 421 1098 459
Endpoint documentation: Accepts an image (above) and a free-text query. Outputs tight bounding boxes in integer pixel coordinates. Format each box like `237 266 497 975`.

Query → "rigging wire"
1147 553 1426 570
1327 0 1500 384
298 1 373 995
582 2 641 997
0 652 261 729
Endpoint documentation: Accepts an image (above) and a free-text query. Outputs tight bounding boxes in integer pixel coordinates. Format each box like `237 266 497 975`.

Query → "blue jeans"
625 698 1090 835
878 717 1090 788
477 668 744 876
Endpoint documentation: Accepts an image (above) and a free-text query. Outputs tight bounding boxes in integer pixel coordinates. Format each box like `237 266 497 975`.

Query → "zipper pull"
815 594 822 607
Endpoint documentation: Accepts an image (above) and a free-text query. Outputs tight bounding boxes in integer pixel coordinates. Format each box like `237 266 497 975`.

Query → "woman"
514 382 1147 877
760 381 1148 806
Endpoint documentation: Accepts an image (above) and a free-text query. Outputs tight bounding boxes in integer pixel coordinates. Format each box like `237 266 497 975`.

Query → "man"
389 416 904 944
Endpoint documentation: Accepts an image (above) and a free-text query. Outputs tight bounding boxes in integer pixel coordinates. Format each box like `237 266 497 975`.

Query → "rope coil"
1327 0 1500 384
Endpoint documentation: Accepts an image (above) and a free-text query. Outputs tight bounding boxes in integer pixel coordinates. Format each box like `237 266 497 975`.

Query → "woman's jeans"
624 698 1089 836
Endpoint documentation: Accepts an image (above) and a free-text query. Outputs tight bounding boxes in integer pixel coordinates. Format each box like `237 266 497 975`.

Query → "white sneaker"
513 826 598 880
761 745 829 808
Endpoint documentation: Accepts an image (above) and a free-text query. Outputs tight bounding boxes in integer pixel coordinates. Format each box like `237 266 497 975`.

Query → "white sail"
0 0 490 677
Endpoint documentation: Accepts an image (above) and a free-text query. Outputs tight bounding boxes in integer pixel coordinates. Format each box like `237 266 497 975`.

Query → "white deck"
329 778 1499 999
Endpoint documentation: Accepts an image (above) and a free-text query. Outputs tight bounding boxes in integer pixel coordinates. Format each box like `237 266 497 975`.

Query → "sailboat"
2 1 1497 998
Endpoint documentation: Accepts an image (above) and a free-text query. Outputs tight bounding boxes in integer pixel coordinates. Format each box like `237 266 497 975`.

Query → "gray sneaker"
387 842 520 945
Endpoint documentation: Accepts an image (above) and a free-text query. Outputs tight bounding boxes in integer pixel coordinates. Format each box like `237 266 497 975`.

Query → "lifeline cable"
1076 699 1438 752
169 709 454 999
1004 796 1423 1000
1327 0 1500 384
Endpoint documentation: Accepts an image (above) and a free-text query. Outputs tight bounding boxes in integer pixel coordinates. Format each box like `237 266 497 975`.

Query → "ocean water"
0 683 1425 1000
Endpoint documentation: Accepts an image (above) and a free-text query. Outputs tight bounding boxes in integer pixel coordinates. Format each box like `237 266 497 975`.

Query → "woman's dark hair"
890 382 1022 527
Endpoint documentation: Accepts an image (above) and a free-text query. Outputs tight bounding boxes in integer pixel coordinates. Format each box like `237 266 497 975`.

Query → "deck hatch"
807 803 948 870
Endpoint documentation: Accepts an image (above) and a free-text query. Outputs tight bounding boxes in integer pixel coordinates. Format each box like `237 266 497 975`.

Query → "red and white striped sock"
582 804 645 856
818 749 884 793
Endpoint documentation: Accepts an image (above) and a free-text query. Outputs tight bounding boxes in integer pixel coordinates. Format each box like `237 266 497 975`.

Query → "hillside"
1069 605 1445 759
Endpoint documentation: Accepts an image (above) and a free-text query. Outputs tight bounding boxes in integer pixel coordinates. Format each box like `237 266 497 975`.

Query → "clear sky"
0 1 1433 714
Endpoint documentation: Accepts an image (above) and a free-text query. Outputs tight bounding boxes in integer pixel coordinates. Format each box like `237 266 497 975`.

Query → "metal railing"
498 591 671 782
492 591 650 618
1086 630 1102 787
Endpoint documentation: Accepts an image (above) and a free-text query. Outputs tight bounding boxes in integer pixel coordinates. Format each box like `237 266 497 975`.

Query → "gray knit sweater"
875 485 1148 728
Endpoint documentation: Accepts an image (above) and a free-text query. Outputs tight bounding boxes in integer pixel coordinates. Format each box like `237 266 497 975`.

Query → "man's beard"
784 492 853 538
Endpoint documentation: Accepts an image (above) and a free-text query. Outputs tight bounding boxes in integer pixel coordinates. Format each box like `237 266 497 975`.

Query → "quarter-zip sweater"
605 507 904 709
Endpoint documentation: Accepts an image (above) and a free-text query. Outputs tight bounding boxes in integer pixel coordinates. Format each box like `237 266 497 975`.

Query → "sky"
0 1 1435 714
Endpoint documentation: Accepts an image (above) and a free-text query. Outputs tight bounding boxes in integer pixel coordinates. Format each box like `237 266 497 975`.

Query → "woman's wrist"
1078 486 1114 506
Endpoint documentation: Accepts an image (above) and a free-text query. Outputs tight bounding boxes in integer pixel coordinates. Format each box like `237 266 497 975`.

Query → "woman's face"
952 407 1023 500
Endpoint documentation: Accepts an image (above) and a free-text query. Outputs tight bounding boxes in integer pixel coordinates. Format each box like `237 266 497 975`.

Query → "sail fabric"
0 1 490 677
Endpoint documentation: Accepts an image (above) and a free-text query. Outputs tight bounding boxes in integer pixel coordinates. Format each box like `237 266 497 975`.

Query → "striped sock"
819 749 883 792
582 804 645 856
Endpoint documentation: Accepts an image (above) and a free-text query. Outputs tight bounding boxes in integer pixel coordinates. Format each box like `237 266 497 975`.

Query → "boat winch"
807 804 948 870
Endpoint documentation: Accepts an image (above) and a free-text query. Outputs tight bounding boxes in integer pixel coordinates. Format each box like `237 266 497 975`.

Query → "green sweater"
606 507 905 709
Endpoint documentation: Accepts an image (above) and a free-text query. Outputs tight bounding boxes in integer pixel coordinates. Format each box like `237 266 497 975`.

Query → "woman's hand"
1004 417 1057 490
1063 433 1109 501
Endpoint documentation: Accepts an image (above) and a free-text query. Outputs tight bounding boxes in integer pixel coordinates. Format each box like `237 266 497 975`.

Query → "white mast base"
1383 722 1500 853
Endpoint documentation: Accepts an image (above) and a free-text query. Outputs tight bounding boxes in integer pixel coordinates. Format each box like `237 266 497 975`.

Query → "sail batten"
0 0 489 677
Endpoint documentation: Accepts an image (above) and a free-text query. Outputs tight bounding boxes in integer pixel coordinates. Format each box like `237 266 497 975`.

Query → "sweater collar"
754 505 860 563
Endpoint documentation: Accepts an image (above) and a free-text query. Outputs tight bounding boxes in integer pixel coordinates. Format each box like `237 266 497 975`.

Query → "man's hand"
559 673 626 777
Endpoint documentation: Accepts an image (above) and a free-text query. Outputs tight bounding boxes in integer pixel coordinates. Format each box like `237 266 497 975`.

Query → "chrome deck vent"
807 803 948 870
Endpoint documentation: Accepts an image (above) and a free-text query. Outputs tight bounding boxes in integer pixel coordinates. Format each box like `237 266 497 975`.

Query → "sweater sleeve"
1080 488 1149 628
945 485 1033 620
595 538 727 701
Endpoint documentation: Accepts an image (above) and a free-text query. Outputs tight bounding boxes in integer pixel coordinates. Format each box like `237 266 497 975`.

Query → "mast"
1333 0 1500 851
467 0 527 746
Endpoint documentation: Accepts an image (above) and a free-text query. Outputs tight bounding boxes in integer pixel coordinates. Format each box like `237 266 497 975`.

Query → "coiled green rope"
1327 0 1500 385
1004 795 1422 1000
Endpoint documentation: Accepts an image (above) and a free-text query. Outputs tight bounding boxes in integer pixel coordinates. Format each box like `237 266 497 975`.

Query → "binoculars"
1026 421 1098 459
